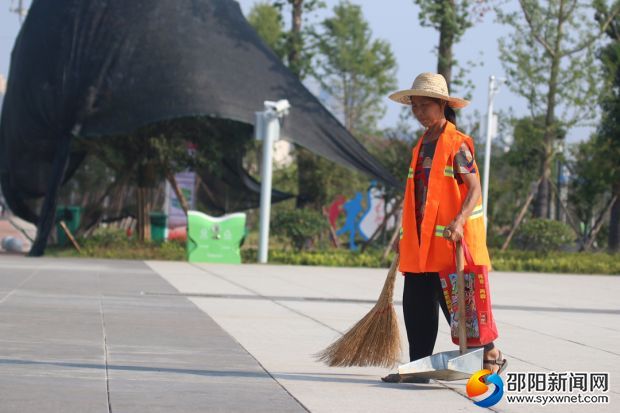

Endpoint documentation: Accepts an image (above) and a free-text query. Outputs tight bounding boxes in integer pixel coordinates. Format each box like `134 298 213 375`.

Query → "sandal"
483 350 508 376
381 373 430 384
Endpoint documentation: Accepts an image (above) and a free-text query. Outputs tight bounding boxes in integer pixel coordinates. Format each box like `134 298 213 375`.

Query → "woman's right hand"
392 237 400 254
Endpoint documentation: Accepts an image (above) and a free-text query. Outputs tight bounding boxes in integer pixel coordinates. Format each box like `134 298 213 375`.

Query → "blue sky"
0 0 595 143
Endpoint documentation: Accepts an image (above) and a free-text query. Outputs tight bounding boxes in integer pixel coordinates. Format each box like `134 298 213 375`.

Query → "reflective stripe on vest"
444 166 454 178
469 204 484 220
408 167 413 179
434 225 446 237
434 206 483 238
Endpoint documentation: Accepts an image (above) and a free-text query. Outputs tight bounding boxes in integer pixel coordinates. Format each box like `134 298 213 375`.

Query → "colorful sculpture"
336 192 364 251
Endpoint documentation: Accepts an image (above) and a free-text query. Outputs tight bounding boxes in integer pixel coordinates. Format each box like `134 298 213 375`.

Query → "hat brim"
388 89 469 109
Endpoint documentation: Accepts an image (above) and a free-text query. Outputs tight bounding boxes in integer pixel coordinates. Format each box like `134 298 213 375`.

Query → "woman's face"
410 96 446 128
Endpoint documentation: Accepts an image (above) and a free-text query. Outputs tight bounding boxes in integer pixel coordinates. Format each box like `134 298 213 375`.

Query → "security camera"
264 99 290 115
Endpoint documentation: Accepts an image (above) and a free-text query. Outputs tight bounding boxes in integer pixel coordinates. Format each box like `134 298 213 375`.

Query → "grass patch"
241 248 393 268
46 228 186 261
46 241 185 260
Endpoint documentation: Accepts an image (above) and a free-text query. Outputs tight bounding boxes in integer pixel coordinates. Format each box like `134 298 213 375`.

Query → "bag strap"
452 238 475 268
461 239 475 266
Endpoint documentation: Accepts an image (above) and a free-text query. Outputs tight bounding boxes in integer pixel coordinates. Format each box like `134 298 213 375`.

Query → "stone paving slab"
1 255 618 412
148 261 620 413
0 257 305 413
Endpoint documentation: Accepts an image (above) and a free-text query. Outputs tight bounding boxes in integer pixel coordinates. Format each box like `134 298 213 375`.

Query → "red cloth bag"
438 241 499 347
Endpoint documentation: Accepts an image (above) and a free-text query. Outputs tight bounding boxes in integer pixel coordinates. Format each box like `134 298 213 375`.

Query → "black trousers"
403 272 494 362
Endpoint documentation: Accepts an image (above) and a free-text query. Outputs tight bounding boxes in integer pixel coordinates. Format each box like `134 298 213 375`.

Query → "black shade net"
0 0 399 255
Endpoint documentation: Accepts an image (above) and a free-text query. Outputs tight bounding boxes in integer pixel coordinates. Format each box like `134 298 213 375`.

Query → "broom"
315 254 401 368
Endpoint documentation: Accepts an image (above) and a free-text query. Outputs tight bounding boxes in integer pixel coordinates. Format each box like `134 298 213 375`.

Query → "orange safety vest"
399 121 491 273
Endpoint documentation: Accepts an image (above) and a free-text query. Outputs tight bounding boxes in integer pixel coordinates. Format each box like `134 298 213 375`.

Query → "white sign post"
255 100 290 264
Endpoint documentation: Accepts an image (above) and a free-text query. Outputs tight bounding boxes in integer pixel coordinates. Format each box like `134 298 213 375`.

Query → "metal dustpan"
398 239 484 381
398 348 484 381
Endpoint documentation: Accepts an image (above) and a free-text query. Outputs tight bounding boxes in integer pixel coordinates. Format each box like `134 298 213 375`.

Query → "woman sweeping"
381 72 507 383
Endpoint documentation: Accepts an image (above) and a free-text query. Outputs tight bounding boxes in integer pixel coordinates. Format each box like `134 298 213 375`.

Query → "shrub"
270 208 329 251
489 249 620 274
515 219 575 253
241 248 393 268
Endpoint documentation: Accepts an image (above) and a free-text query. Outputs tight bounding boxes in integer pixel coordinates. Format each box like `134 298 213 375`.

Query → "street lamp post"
255 100 290 264
482 75 504 232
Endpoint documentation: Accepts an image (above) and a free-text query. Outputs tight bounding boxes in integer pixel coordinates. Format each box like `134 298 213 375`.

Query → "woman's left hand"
444 217 464 242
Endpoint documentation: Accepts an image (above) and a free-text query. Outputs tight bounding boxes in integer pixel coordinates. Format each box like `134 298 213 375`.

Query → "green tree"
592 0 620 250
568 139 611 247
506 116 554 185
484 115 550 246
315 1 397 134
248 2 286 59
496 0 620 219
274 0 326 79
250 1 327 209
413 0 484 89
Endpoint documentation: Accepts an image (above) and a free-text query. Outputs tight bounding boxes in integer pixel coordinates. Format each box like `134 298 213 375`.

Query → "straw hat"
388 72 469 109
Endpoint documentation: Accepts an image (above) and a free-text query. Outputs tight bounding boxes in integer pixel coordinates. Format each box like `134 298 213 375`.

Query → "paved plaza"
0 255 618 412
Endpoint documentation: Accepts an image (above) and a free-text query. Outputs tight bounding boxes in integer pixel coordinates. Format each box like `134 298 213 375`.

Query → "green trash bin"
187 211 246 263
56 205 82 247
149 212 168 243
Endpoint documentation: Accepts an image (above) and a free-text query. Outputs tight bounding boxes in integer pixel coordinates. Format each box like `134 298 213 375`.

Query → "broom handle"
443 229 467 354
378 253 400 304
456 241 467 355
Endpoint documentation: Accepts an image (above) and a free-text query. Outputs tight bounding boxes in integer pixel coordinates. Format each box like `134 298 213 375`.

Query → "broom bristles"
314 254 401 368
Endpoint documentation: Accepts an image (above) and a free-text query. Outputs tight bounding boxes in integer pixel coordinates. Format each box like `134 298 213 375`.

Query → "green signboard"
187 211 246 264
